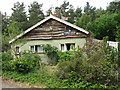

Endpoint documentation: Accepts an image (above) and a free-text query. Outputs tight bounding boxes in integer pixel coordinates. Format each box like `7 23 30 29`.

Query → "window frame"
29 45 43 53
60 43 76 52
16 46 20 54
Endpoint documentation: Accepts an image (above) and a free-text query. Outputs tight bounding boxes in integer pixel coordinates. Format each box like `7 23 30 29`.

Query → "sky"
0 0 114 16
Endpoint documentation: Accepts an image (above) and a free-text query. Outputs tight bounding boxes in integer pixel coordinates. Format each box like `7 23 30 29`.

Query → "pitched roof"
9 15 89 44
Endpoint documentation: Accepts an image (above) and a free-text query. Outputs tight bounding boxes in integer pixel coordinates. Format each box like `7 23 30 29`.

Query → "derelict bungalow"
9 14 89 63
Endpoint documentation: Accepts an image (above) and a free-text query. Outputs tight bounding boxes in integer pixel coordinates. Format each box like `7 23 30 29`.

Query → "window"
30 45 43 53
16 47 20 54
35 45 43 52
64 30 76 35
61 44 64 51
30 46 34 52
60 43 75 51
66 43 75 51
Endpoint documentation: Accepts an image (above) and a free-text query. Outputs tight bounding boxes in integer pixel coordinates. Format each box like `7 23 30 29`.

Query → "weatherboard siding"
21 38 86 51
22 19 87 39
20 38 86 64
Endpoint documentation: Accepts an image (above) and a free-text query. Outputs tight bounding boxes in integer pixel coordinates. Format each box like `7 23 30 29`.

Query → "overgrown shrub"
2 51 15 71
57 51 74 62
2 51 13 61
2 50 41 73
43 44 59 64
56 38 118 85
15 51 41 73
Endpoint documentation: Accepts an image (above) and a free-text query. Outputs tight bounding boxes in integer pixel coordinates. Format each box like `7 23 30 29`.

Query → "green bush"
2 52 15 71
3 70 45 84
43 44 59 64
2 51 13 61
57 51 74 62
56 38 118 85
15 51 41 73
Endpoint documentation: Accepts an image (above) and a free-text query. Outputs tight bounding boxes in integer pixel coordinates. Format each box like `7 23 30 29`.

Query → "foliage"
84 2 96 21
15 51 41 73
48 1 82 24
75 7 82 18
66 7 76 24
2 13 9 33
2 51 15 71
2 50 41 73
2 21 21 52
57 51 74 62
3 65 118 89
2 21 27 56
56 37 118 85
2 70 45 85
28 1 44 27
114 13 120 67
10 2 28 30
55 1 70 18
107 1 120 14
75 13 91 30
2 51 13 61
92 13 118 41
2 47 118 89
42 44 59 65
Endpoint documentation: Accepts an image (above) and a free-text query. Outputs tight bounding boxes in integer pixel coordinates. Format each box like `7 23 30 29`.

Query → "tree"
75 13 91 30
107 1 120 14
66 5 75 23
55 1 70 18
28 1 44 27
114 13 120 66
10 2 28 31
95 8 106 18
2 21 27 57
115 13 120 42
46 8 52 16
75 7 82 18
92 13 118 41
2 13 10 34
84 2 96 22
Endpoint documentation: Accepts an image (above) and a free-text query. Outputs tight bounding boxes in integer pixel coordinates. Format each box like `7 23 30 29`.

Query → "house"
9 15 89 64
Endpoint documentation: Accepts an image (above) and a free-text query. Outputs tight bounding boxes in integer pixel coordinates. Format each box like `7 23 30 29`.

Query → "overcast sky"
0 0 114 16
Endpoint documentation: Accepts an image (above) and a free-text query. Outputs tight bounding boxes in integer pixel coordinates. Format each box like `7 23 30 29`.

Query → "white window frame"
29 45 43 53
36 45 43 53
65 43 75 51
29 45 35 52
59 43 76 52
60 44 65 52
16 46 20 54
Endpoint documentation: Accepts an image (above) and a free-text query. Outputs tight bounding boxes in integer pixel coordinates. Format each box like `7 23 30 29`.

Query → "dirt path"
2 81 20 88
2 77 45 88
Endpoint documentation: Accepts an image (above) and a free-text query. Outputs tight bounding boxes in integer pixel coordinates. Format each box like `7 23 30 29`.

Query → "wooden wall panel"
23 19 87 39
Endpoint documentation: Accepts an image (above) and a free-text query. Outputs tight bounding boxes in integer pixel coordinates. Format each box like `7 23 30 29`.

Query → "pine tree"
84 2 96 22
10 2 28 31
107 1 120 13
28 1 44 27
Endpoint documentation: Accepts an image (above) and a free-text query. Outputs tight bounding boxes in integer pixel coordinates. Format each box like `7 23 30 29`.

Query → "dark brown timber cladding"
22 19 87 39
